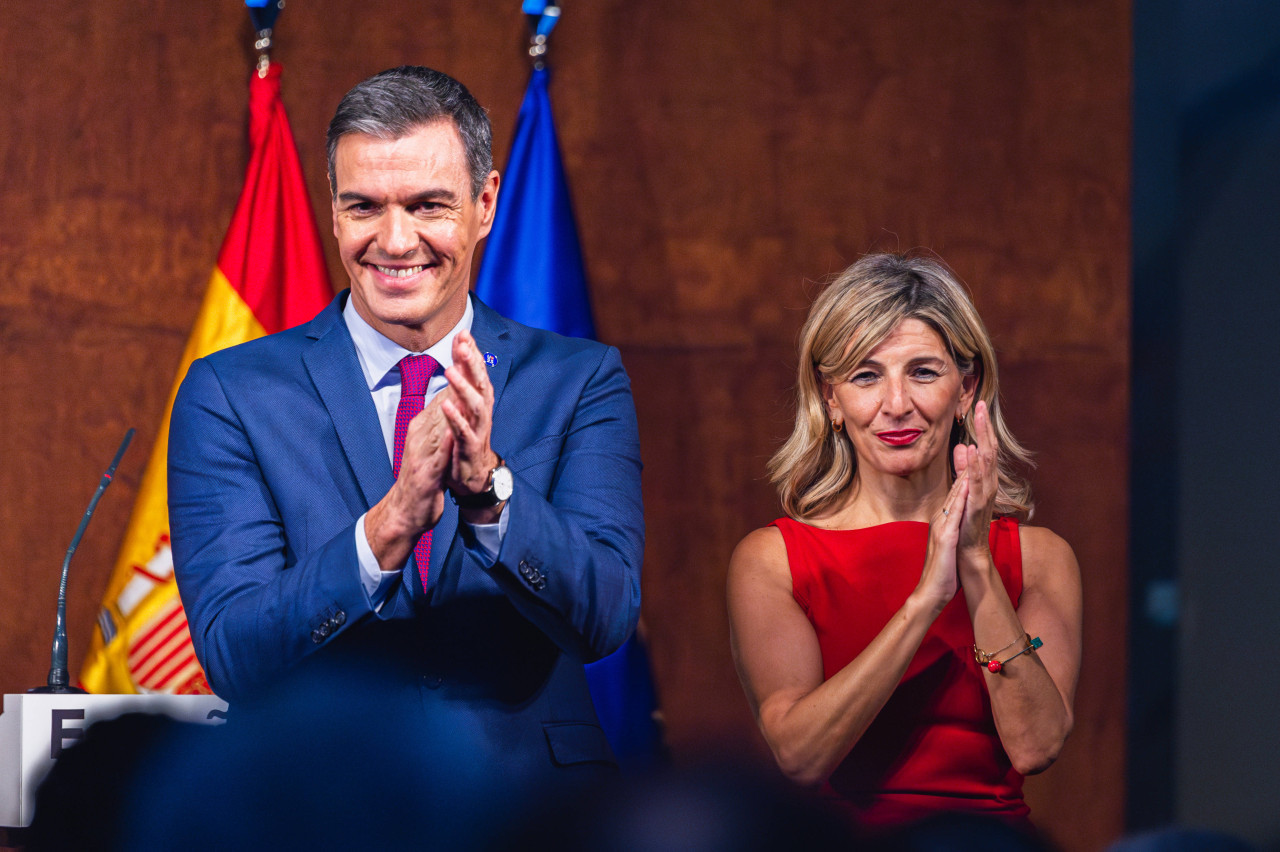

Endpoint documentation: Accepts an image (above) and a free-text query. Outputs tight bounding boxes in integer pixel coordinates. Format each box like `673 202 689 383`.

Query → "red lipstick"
875 430 922 446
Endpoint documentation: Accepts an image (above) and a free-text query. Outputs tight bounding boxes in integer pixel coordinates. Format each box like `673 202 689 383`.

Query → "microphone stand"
30 428 134 694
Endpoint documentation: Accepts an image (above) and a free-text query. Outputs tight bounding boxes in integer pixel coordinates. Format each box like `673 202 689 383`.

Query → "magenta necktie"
392 353 440 592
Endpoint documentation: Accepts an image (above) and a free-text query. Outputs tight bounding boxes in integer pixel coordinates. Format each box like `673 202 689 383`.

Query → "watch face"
492 465 514 502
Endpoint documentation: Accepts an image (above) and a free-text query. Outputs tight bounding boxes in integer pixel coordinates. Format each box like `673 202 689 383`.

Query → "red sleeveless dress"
772 516 1031 831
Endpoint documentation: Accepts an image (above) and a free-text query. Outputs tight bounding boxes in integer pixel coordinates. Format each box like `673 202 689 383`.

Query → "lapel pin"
484 352 498 368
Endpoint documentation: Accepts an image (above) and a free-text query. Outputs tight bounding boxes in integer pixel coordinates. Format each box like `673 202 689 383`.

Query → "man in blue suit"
168 67 643 827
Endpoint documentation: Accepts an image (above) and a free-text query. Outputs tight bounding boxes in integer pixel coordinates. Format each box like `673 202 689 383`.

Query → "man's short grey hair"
326 66 493 199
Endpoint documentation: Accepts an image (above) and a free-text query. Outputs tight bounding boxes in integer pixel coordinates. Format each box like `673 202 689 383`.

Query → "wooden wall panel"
0 2 1129 849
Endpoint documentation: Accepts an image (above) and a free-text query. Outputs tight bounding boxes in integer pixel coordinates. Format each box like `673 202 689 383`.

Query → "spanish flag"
79 62 332 694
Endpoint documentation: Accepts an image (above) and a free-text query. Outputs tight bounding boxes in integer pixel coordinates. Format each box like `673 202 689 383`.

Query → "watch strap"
452 460 508 510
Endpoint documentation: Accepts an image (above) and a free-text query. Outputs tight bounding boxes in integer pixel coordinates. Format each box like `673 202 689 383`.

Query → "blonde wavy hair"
769 253 1034 521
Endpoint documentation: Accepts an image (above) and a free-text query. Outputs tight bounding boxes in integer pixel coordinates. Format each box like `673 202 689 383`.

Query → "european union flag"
475 66 662 768
475 67 594 339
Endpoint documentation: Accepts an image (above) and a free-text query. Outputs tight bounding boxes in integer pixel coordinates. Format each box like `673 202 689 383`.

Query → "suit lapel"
302 295 395 512
469 295 514 426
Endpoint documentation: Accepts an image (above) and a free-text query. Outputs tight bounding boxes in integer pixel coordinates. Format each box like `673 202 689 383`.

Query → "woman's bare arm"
954 402 1082 774
727 475 969 785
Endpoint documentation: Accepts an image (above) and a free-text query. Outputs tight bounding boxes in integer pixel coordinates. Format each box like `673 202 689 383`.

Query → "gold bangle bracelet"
975 634 1043 674
973 634 1025 666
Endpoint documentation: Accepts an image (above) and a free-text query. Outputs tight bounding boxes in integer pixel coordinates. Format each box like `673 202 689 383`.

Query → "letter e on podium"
0 692 227 828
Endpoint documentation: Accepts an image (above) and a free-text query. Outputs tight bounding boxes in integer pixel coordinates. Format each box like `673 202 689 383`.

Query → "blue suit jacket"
169 292 644 788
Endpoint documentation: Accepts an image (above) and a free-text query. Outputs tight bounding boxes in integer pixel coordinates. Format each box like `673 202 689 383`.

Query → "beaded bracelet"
974 634 1043 673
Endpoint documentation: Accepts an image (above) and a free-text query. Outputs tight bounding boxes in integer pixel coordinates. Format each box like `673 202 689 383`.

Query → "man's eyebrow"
335 191 373 205
334 188 461 205
408 188 461 205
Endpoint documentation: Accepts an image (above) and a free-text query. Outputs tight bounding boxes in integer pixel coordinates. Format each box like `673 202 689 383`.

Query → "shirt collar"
343 293 474 391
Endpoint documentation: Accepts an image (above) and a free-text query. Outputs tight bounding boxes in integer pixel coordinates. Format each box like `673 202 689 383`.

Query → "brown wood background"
0 2 1129 849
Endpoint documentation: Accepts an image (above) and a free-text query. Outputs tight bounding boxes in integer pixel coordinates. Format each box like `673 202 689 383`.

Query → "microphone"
30 428 135 695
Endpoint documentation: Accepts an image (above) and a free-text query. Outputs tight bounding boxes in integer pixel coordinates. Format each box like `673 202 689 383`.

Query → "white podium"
0 693 228 829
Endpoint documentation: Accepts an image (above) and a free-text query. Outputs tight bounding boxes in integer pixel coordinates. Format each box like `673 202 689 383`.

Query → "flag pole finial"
528 32 549 69
247 0 284 76
524 3 561 70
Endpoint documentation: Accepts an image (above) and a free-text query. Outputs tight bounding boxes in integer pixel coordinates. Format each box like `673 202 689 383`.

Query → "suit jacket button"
310 629 324 644
316 621 332 637
332 610 346 626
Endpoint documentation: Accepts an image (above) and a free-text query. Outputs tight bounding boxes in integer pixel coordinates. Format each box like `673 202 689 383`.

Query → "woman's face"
822 317 976 481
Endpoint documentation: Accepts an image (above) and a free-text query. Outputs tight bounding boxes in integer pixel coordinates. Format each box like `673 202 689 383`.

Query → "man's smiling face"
331 119 498 351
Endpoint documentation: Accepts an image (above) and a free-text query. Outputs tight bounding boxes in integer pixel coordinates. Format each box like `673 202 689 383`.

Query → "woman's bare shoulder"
1018 524 1076 565
1017 524 1080 591
729 525 790 584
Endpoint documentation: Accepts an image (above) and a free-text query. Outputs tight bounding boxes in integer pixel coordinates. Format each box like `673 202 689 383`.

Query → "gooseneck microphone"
30 428 134 695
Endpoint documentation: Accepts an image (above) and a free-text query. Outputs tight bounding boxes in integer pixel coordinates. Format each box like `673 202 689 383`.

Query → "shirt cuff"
354 512 401 607
467 501 509 561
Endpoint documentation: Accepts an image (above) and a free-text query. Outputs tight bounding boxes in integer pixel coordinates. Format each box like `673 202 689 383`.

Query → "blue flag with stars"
475 66 662 768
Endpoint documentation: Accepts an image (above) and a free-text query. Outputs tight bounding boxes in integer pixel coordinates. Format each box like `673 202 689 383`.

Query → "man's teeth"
374 265 425 278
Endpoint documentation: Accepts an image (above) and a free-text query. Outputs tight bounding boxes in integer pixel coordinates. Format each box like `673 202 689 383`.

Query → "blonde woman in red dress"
728 253 1081 834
